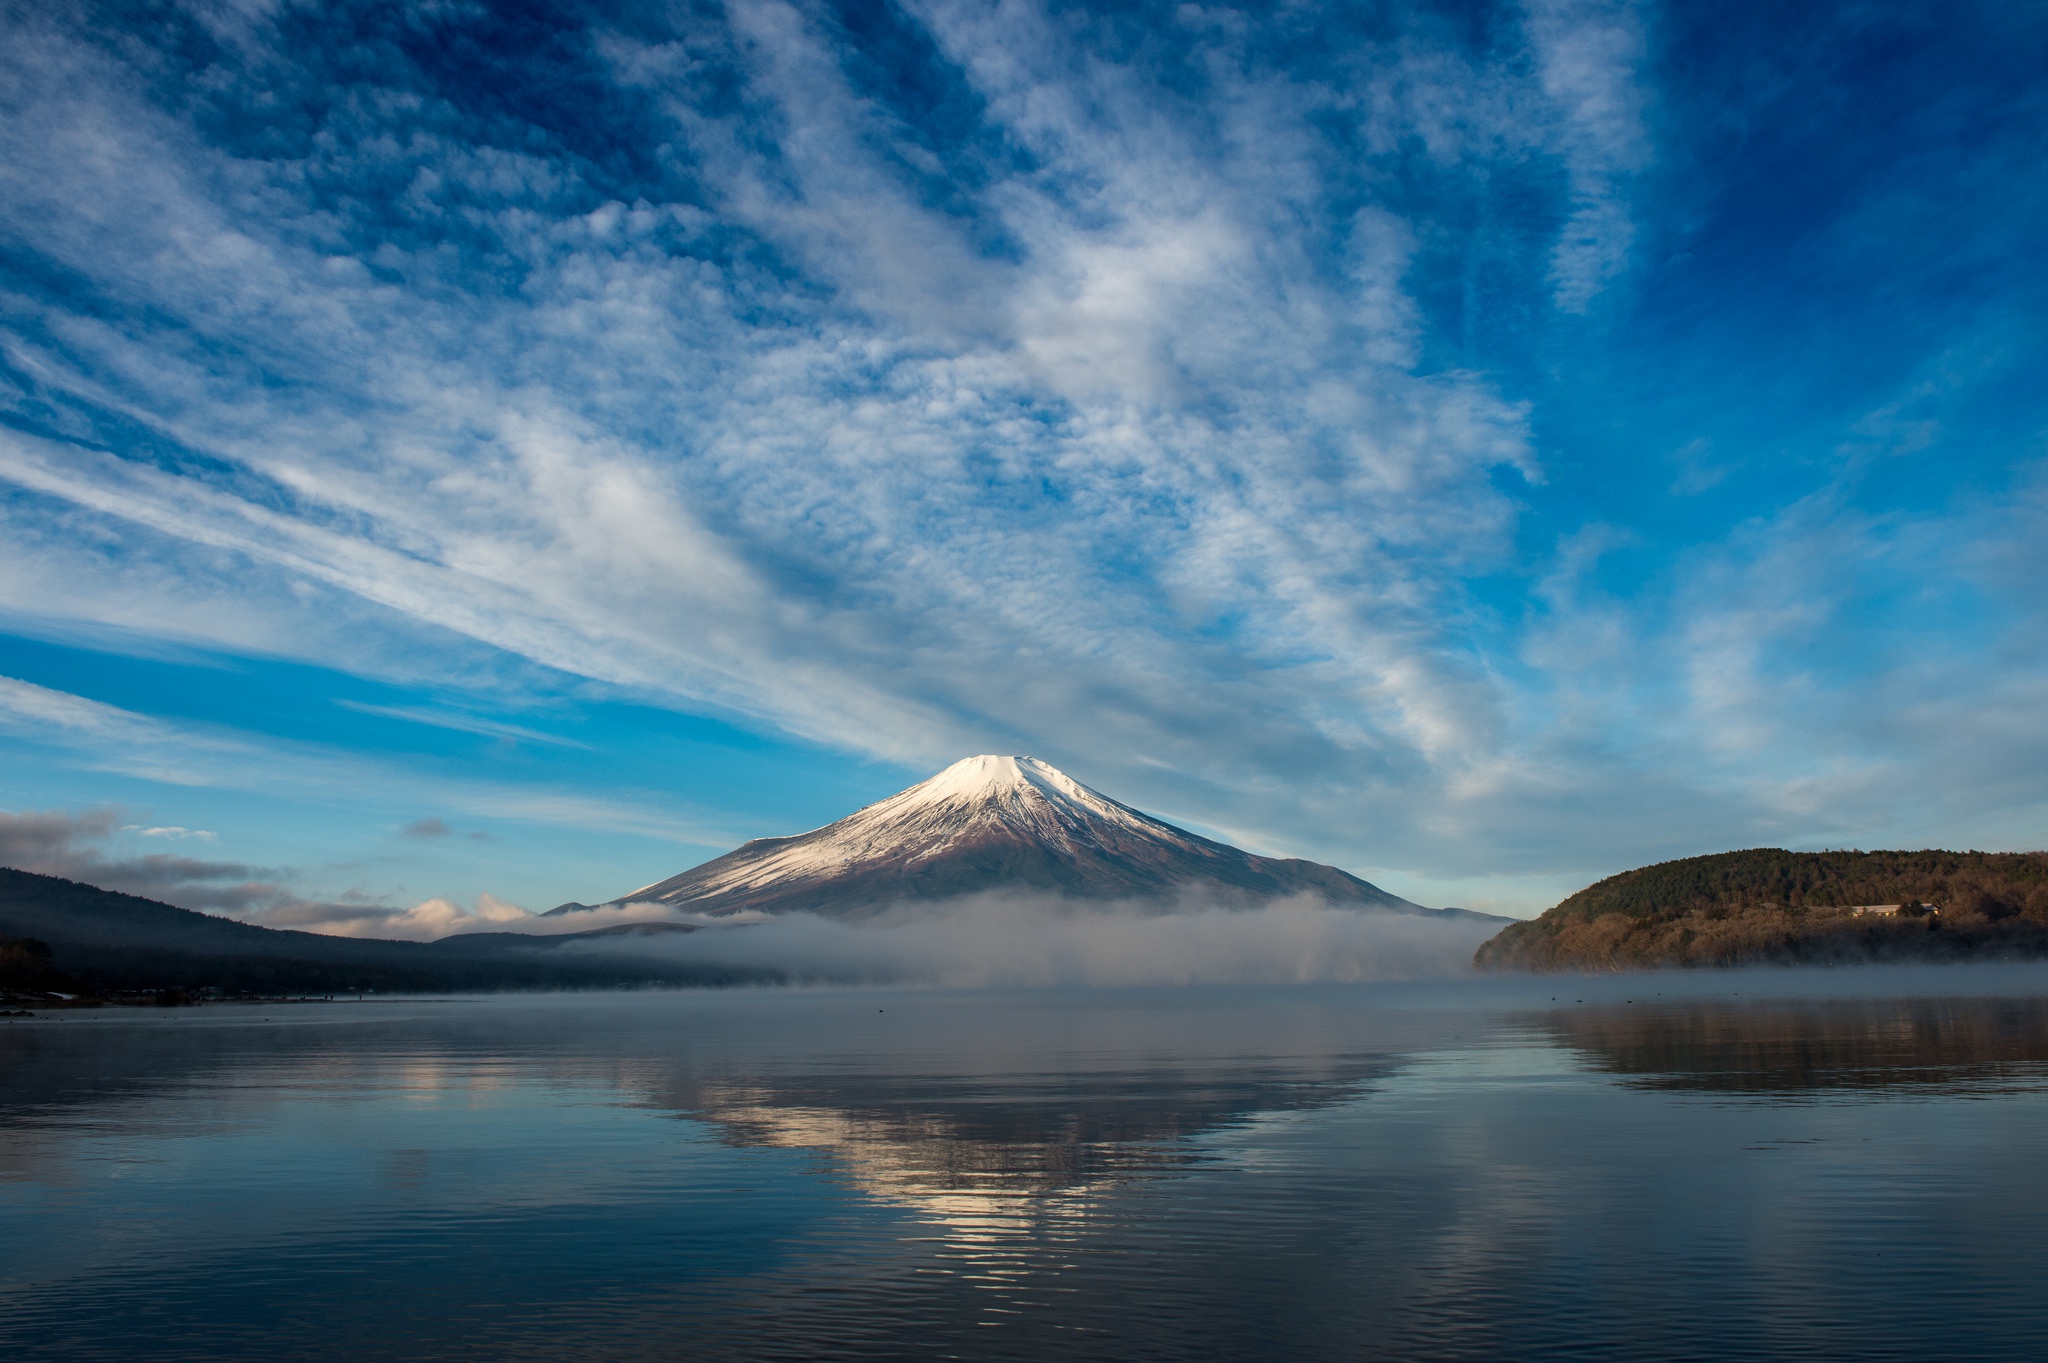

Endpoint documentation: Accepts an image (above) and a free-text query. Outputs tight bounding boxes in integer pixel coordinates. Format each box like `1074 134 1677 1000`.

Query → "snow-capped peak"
823 755 1174 856
606 753 1434 920
623 756 1194 905
887 755 1120 820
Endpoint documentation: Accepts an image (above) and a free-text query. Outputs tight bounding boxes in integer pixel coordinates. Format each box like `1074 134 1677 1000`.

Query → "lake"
6 967 2048 1360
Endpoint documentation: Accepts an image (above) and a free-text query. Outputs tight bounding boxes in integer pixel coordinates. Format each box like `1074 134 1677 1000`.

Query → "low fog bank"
559 893 1501 987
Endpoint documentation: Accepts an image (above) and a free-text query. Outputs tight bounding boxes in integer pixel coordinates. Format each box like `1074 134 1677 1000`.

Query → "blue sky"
1 0 2044 929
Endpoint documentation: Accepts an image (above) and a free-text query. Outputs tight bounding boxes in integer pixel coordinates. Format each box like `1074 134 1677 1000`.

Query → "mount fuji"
553 756 1501 925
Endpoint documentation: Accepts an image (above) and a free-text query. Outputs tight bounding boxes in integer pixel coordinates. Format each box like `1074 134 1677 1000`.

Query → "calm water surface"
6 968 2048 1361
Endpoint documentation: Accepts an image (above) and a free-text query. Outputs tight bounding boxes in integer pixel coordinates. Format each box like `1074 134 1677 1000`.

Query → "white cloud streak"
1 0 2041 904
0 1 1567 866
332 700 588 749
1521 0 1650 310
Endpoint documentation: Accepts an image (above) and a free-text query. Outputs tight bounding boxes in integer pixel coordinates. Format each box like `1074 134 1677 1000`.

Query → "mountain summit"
565 755 1490 923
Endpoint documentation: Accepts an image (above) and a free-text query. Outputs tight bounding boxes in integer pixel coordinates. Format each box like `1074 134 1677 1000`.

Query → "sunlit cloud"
0 0 2043 913
265 892 695 941
125 825 219 841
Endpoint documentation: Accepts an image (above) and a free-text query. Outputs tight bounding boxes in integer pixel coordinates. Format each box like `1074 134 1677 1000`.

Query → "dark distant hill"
1475 849 2048 972
0 868 755 996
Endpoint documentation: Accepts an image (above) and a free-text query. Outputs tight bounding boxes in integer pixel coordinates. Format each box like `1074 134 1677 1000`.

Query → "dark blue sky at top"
0 0 2042 924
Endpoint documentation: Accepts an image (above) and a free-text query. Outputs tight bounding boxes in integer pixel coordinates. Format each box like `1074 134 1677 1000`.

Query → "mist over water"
574 894 1502 986
9 971 2048 1360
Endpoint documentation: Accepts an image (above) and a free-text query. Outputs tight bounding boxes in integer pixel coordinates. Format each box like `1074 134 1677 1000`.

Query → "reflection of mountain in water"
1547 997 2048 1095
645 1062 1392 1237
0 998 1407 1242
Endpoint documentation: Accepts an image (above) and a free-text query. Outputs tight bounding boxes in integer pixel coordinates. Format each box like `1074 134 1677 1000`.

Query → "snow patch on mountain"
619 756 1189 898
572 755 1483 923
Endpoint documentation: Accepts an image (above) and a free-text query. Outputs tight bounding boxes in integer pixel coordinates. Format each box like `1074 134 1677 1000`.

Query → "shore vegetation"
1476 849 2048 971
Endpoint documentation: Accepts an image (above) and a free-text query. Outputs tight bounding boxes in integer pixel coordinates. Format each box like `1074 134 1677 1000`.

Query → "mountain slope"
575 755 1494 923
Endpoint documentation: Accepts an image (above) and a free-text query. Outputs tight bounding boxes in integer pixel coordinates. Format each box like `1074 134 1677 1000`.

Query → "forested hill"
0 868 750 996
1475 849 2048 972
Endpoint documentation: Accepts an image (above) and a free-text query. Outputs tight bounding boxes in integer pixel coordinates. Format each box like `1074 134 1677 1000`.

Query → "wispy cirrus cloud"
0 0 2043 911
334 700 588 749
0 0 1557 860
1522 0 1650 310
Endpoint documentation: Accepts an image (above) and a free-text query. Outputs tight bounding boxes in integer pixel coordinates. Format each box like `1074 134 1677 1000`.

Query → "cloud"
0 803 672 941
0 1 1564 867
0 0 2040 906
0 805 287 913
335 700 588 749
1522 0 1651 310
567 893 1499 987
254 891 531 940
265 893 696 942
0 806 448 933
401 818 452 839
